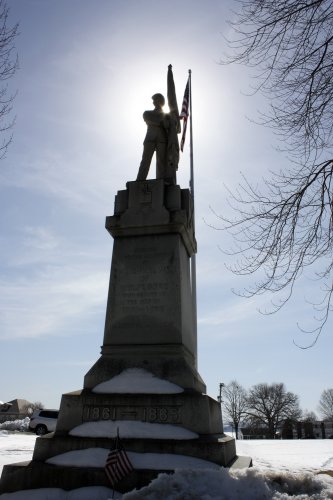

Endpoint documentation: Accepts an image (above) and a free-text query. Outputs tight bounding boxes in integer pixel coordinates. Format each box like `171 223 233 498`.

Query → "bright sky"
0 0 332 415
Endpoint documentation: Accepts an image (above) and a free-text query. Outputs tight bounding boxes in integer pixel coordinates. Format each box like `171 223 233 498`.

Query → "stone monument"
0 66 251 495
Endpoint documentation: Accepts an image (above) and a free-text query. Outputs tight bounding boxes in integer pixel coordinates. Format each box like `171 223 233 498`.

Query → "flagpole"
188 69 198 366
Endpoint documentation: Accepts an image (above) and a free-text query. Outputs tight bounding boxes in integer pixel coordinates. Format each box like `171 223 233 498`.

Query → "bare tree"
246 383 301 439
218 0 333 346
302 410 317 422
318 388 333 420
223 380 248 439
0 0 18 159
21 401 45 416
224 0 333 157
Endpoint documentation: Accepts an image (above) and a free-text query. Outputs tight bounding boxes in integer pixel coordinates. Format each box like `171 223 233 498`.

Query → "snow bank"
123 468 333 499
92 368 183 394
69 420 198 440
0 418 30 432
1 469 332 499
46 448 220 470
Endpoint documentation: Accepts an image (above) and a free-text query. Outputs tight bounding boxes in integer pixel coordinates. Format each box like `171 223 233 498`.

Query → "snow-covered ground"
1 430 333 499
238 438 333 473
0 430 35 473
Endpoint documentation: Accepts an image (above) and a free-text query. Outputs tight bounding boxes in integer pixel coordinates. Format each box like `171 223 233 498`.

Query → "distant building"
281 420 333 439
0 399 33 423
240 420 333 439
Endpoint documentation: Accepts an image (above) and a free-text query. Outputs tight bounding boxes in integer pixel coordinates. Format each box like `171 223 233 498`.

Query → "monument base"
1 443 252 494
0 180 252 495
0 380 252 494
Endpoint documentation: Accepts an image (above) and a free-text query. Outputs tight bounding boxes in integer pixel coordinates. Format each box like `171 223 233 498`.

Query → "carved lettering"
83 405 182 424
117 279 170 315
146 406 181 423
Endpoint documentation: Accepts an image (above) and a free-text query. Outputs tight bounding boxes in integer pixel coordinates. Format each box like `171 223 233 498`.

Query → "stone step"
32 432 236 465
0 452 251 495
228 455 253 469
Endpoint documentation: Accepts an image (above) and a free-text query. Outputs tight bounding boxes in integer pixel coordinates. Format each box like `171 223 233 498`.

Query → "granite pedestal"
0 179 250 495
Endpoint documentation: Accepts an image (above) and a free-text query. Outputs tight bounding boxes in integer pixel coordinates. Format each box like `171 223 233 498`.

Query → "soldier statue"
136 65 180 185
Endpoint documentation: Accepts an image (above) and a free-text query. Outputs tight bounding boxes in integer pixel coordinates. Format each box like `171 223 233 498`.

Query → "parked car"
29 409 59 435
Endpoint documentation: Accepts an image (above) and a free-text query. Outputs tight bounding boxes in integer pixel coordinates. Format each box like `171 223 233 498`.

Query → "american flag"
104 433 133 488
180 77 190 152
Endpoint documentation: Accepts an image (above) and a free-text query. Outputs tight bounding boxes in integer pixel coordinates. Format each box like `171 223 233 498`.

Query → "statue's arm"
143 110 164 127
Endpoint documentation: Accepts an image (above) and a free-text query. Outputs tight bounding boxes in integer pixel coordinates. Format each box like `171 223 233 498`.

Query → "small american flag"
104 431 133 488
180 77 190 152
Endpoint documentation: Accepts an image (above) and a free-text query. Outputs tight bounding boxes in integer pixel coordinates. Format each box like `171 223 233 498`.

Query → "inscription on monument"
140 183 152 204
113 246 177 318
83 405 182 424
119 282 169 314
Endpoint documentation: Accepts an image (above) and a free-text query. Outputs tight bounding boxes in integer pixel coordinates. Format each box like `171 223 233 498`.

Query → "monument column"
84 179 205 393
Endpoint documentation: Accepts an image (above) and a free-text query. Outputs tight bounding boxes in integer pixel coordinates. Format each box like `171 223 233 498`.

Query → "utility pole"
217 382 225 429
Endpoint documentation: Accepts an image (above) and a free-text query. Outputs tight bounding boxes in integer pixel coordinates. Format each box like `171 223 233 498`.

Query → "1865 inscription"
83 405 182 424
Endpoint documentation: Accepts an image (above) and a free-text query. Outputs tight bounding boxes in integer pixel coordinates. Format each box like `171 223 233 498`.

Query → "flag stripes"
180 77 190 152
180 78 190 118
105 442 133 487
